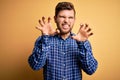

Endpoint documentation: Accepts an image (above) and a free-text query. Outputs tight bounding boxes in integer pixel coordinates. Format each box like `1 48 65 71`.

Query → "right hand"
36 17 59 36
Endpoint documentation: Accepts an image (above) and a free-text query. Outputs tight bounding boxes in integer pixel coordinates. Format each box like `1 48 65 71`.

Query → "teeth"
63 25 68 26
63 24 69 26
62 24 69 29
63 24 68 26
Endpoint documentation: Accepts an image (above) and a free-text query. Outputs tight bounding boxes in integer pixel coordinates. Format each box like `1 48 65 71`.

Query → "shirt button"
63 52 66 55
63 76 67 80
63 64 66 67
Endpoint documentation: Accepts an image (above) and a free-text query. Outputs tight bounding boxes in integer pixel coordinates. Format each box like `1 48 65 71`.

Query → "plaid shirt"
28 33 98 80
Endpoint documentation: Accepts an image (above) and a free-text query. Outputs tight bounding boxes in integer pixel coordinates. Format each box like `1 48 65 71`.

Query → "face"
54 10 75 35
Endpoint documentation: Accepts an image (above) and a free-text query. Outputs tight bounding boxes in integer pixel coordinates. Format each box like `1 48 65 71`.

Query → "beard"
57 23 73 35
58 27 72 35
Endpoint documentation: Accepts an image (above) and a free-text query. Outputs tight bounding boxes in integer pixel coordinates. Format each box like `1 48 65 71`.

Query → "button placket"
60 40 67 80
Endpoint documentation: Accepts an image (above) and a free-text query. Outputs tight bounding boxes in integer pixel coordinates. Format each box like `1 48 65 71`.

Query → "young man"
28 2 98 80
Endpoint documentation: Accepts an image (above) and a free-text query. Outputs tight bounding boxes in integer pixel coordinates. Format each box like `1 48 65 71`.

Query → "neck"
60 32 70 40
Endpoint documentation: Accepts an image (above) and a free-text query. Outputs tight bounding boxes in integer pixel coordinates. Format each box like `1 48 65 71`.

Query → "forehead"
57 10 75 17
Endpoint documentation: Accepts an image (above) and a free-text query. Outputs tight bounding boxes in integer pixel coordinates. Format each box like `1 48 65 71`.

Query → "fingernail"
42 16 45 19
80 23 83 26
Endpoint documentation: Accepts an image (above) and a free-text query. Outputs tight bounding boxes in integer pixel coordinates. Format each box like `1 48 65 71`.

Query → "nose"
64 18 69 23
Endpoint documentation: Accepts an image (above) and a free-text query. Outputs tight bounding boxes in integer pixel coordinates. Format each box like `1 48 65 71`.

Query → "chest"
48 39 80 61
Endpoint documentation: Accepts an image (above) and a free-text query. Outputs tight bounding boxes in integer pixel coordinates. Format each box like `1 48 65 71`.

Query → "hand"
71 23 93 41
36 17 59 36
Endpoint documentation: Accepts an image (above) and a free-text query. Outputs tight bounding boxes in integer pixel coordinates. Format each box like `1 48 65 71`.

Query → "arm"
28 35 50 70
77 40 98 75
72 23 98 75
28 17 59 70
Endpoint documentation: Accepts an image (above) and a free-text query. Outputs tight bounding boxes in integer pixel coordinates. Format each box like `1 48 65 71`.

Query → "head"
54 2 76 35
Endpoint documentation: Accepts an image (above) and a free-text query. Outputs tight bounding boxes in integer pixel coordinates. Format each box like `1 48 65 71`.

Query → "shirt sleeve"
28 35 51 70
77 40 98 75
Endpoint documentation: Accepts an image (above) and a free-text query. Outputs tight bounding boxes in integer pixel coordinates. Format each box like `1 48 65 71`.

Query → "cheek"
55 19 60 23
70 19 75 22
58 19 64 23
70 20 75 25
57 20 63 26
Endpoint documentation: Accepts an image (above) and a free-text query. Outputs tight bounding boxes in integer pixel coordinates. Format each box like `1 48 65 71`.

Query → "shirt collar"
55 32 75 40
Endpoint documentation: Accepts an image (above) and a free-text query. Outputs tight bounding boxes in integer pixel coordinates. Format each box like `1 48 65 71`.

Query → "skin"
36 10 93 41
54 10 75 39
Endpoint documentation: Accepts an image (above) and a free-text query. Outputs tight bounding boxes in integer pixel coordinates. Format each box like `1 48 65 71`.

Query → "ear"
54 16 57 23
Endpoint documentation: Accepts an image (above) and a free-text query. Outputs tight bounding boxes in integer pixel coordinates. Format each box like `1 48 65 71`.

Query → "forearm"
77 40 98 75
28 35 51 70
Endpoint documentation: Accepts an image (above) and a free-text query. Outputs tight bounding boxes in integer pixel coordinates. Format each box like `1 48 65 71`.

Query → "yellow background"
0 0 120 80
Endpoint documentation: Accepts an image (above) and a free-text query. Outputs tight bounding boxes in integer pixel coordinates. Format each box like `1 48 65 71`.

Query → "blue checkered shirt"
28 33 98 80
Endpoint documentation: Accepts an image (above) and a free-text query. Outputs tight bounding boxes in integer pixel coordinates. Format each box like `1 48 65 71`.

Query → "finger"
48 17 51 23
87 28 91 32
80 24 84 29
42 16 45 24
85 23 88 29
84 24 91 32
38 19 44 26
88 32 93 37
35 26 42 31
78 24 84 33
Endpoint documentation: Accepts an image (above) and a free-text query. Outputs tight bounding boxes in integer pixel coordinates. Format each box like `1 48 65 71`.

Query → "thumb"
55 28 60 35
56 29 60 34
53 28 60 36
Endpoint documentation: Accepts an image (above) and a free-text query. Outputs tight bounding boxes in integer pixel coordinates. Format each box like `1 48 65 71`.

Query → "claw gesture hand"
72 24 93 41
36 17 59 36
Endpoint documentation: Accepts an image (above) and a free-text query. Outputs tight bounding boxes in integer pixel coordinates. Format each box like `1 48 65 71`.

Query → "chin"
60 30 71 35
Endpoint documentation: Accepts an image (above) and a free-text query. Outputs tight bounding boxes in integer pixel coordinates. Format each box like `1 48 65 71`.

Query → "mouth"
62 24 70 29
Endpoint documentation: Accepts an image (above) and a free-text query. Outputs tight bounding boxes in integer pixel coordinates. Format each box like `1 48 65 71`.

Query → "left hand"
71 23 93 41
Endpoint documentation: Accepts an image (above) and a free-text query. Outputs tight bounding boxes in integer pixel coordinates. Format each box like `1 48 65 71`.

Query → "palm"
72 24 93 41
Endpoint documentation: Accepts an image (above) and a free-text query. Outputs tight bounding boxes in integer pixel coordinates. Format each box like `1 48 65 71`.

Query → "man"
28 2 98 80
